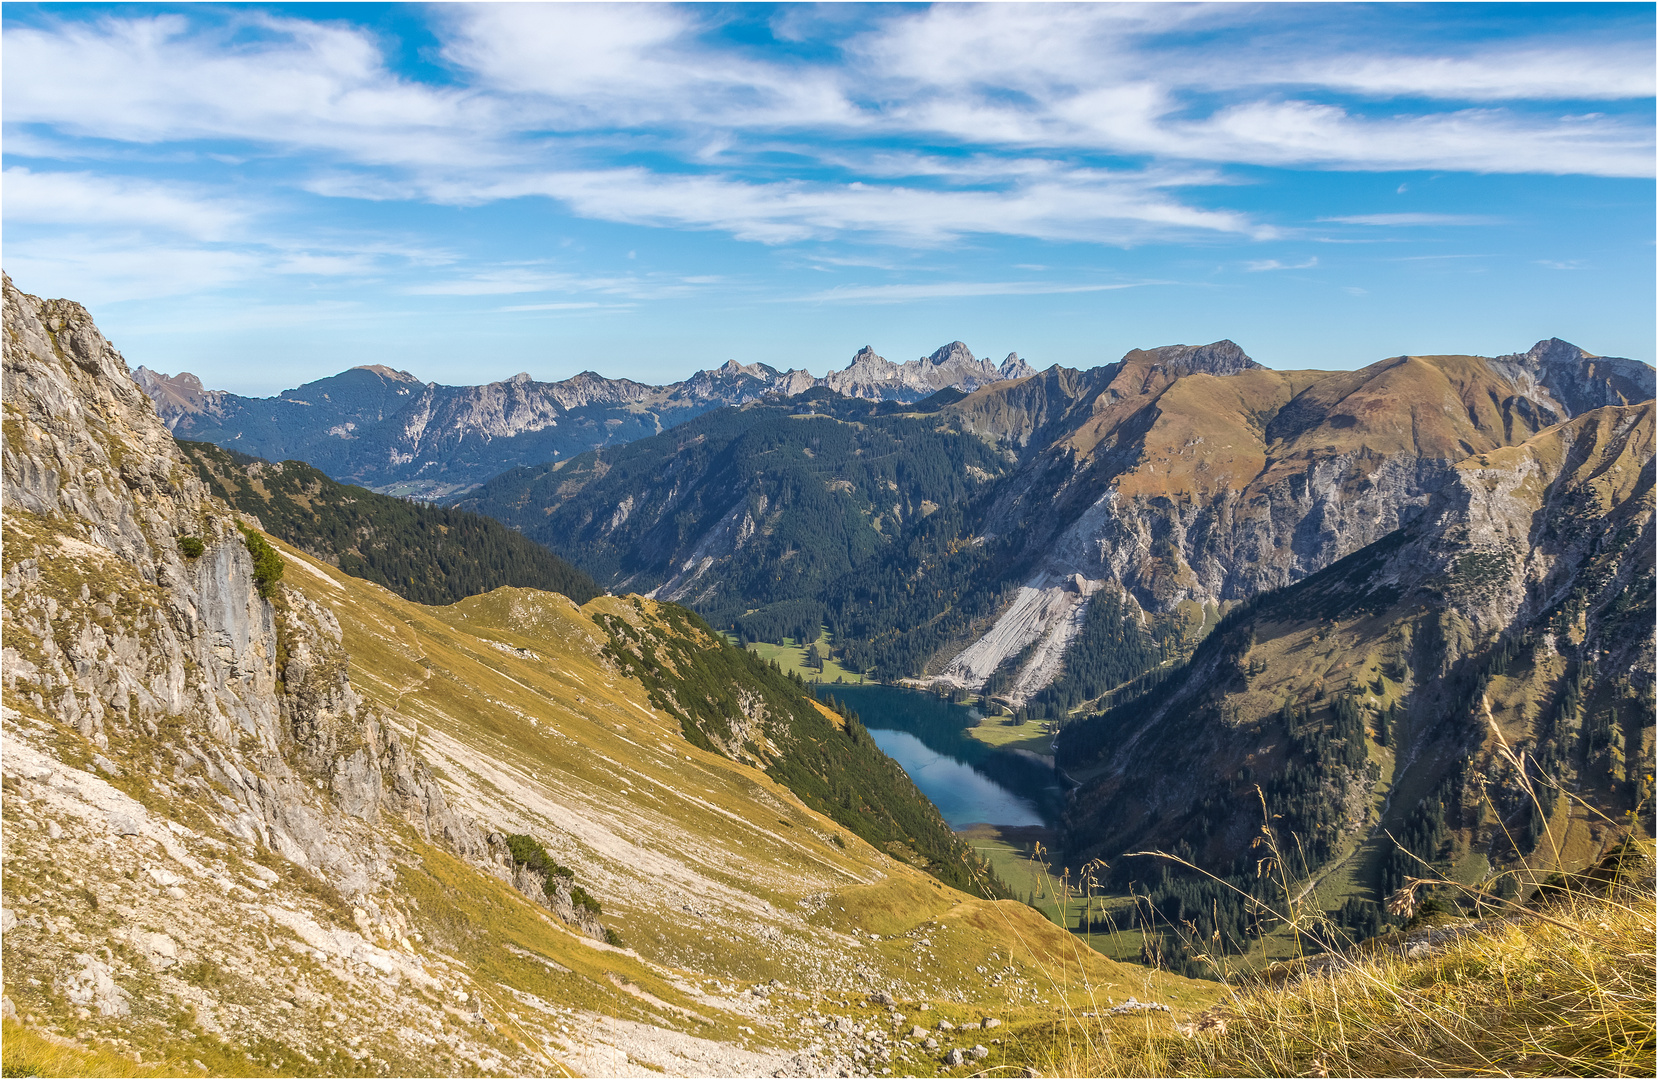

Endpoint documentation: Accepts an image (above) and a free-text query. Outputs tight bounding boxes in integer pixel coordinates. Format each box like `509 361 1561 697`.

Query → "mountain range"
460 335 1653 711
135 343 1036 499
1058 397 1654 963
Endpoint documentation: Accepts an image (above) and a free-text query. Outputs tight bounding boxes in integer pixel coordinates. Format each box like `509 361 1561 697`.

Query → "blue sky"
3 2 1653 395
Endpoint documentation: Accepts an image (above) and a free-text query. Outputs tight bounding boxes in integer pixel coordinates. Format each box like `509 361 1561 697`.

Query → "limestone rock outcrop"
3 273 482 887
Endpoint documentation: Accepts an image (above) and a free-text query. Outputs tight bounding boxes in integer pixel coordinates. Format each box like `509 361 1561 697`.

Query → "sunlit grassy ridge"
268 539 1220 1065
1029 882 1655 1078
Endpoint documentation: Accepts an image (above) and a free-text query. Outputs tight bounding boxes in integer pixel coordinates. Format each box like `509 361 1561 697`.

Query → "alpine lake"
813 683 1076 915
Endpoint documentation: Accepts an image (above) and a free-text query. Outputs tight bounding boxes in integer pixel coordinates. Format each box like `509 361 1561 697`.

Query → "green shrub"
235 523 284 598
603 927 623 947
505 833 573 880
178 536 204 558
569 884 602 917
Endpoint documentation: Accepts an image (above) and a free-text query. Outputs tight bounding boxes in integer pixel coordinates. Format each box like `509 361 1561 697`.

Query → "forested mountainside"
175 439 601 607
1056 402 1655 971
458 388 1016 635
135 343 1034 499
466 338 1655 711
3 275 1216 1075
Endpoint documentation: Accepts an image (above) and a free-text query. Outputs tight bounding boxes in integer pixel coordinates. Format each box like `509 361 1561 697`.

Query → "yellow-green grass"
963 714 1055 756
0 1017 346 1079
267 537 1219 1027
1 1020 174 1078
740 629 864 684
1044 884 1656 1077
957 825 1157 964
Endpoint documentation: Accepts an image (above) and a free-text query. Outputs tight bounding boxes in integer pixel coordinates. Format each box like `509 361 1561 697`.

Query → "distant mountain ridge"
135 341 1036 498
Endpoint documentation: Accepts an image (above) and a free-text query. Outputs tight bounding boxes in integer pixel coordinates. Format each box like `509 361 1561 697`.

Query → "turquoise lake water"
816 684 1060 829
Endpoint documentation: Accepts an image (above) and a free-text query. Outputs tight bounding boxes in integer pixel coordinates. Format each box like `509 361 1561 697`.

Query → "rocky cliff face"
1 276 638 1072
3 274 486 881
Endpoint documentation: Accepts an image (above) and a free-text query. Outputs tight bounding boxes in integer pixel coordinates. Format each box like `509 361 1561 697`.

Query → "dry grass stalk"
1049 880 1654 1077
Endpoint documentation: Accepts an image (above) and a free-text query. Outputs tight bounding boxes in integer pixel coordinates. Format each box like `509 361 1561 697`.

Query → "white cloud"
1182 100 1653 177
477 167 1269 246
2 233 267 302
1283 49 1656 102
2 167 250 240
1245 257 1320 272
1321 213 1503 226
796 280 1162 304
439 4 853 131
1 1 1650 277
2 13 498 167
843 5 1655 175
405 267 705 300
496 301 614 312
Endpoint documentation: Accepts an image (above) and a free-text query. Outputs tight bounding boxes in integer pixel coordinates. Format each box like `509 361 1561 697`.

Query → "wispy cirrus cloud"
1245 257 1320 273
1277 48 1656 102
1321 213 1505 226
2 166 251 240
4 4 1650 260
796 280 1163 304
405 266 711 301
482 166 1272 246
1 2 1650 386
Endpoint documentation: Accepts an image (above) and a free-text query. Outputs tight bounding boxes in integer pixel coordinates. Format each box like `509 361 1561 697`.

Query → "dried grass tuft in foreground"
0 1019 175 1078
1039 883 1655 1078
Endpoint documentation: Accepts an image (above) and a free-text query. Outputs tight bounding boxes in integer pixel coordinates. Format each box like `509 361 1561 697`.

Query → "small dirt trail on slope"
389 617 435 748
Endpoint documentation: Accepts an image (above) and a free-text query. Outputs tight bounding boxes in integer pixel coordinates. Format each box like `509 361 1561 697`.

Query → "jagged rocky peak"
705 357 791 381
131 366 212 416
823 340 1029 401
999 352 1038 380
925 340 977 367
1123 339 1261 376
1524 337 1597 365
1492 337 1656 416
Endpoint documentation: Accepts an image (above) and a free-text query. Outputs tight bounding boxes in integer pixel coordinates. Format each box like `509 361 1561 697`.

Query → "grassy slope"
743 629 866 684
0 513 1214 1079
1049 882 1656 1078
270 539 1219 1058
589 600 1003 897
